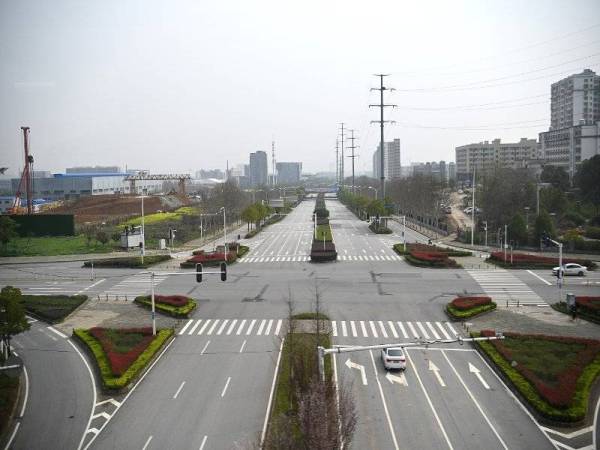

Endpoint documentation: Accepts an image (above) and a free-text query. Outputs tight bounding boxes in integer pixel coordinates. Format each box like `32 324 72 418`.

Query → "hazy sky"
1 0 600 176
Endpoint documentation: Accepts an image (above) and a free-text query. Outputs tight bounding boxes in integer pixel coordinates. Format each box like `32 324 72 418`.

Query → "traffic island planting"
446 296 496 319
474 330 600 424
487 252 596 270
134 295 197 318
0 373 20 436
20 294 88 323
73 327 173 392
83 255 171 269
393 243 460 268
310 194 337 262
553 296 600 325
393 243 472 257
181 243 247 268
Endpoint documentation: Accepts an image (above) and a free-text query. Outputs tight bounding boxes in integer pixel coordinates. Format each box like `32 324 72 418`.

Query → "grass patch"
73 327 173 391
0 235 115 257
446 302 496 319
475 331 600 423
134 296 197 318
122 207 199 227
315 224 333 242
0 373 19 436
83 255 171 268
237 245 250 258
21 294 88 323
291 312 331 321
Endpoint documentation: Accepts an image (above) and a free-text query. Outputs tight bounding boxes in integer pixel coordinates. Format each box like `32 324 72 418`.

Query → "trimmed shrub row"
134 295 197 318
369 222 392 234
393 243 472 257
487 252 596 270
446 296 496 319
20 294 88 323
73 327 173 391
83 255 172 268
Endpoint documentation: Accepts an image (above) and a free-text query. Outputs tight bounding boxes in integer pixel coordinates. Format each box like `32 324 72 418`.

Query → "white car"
381 347 406 370
463 207 473 214
552 263 588 277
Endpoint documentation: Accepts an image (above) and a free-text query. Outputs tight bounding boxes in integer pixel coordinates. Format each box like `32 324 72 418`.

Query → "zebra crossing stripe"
217 320 229 335
332 321 338 337
369 321 379 338
388 321 398 339
436 322 451 340
360 321 368 337
407 322 419 338
179 319 193 335
265 319 273 335
198 320 212 335
188 320 202 335
207 320 220 335
227 319 238 335
446 322 459 336
397 322 408 338
416 322 430 339
350 321 357 337
257 319 266 336
274 319 283 336
378 321 388 338
426 322 440 340
246 319 257 335
236 320 247 335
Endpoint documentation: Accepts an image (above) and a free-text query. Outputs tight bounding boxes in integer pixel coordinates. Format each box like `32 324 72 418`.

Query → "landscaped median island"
134 294 197 318
446 296 496 319
393 243 469 268
310 194 337 262
21 293 88 323
474 330 600 424
180 242 249 268
0 373 20 436
83 254 172 269
73 327 173 391
553 296 600 324
487 251 597 270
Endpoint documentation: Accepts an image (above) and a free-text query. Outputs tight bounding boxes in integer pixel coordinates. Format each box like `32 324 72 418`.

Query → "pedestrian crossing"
466 268 548 307
177 318 460 339
238 254 403 263
100 272 169 297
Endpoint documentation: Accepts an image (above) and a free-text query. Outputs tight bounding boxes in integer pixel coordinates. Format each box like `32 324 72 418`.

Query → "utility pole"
370 74 396 201
271 140 276 186
346 129 359 195
339 123 346 189
335 139 340 186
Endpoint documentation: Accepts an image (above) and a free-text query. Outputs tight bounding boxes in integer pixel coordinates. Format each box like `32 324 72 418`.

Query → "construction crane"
10 127 34 214
124 173 191 195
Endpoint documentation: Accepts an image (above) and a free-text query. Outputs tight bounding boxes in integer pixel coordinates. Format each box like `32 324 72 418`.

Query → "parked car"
552 263 588 277
381 347 407 370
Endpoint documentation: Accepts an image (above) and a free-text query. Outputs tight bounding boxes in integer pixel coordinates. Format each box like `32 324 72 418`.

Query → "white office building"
372 138 401 180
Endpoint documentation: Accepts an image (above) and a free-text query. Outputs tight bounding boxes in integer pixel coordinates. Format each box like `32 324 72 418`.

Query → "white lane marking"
173 381 186 399
239 340 247 353
199 435 208 450
188 320 202 335
179 320 193 335
385 371 408 386
20 365 29 417
207 320 220 335
236 320 247 335
445 322 459 337
200 340 210 355
405 350 454 450
388 321 399 339
368 350 399 450
4 422 20 450
468 362 490 389
226 319 238 335
369 321 379 338
274 320 282 336
257 319 267 336
198 320 211 335
407 321 419 338
416 322 430 339
429 360 446 387
221 377 231 397
265 319 273 336
397 322 408 339
443 352 507 449
360 321 368 337
345 358 367 385
69 339 98 450
378 321 388 338
216 319 229 335
593 394 600 450
261 339 285 447
540 425 592 439
142 435 153 450
76 278 106 295
341 321 347 337
350 321 357 337
436 322 452 340
332 321 338 337
246 319 257 335
527 270 552 285
426 322 441 340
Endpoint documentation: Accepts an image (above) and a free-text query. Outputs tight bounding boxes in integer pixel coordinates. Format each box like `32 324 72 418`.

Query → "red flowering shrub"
89 327 154 376
153 295 188 307
490 252 593 268
480 330 600 408
187 251 236 263
576 296 600 312
451 296 491 311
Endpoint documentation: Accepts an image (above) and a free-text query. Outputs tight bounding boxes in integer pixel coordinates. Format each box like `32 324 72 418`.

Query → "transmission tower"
346 130 359 195
335 139 340 186
339 123 346 188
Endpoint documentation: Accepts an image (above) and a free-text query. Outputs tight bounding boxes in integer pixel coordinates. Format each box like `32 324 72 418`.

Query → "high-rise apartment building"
372 138 401 180
249 151 268 187
551 69 600 130
276 162 302 184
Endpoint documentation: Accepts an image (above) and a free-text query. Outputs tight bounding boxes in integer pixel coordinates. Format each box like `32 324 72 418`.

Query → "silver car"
381 347 406 370
552 263 588 277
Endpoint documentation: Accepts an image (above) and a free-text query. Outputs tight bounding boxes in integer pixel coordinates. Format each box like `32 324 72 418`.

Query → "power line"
346 130 359 194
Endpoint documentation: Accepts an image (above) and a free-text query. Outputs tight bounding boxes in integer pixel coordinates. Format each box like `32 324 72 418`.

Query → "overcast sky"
1 0 599 176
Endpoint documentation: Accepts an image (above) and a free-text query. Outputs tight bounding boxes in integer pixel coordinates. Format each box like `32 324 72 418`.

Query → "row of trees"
240 202 274 231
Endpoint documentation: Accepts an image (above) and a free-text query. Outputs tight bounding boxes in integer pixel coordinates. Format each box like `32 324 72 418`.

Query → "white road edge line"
82 337 176 450
261 338 285 447
70 339 98 450
3 423 20 450
142 435 153 450
441 350 507 449
20 365 29 417
221 377 231 397
527 270 553 286
405 350 454 450
368 350 399 450
239 340 247 353
594 394 600 450
48 326 68 339
173 381 186 399
199 435 208 450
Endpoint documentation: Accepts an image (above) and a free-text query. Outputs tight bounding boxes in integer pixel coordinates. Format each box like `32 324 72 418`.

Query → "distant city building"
455 138 538 179
249 151 268 187
195 169 224 180
408 161 455 183
66 166 121 174
551 69 600 130
372 138 401 180
448 162 456 181
276 162 302 184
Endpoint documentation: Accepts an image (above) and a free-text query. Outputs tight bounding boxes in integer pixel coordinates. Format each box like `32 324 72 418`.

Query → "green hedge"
73 328 173 391
83 255 171 268
237 245 250 258
291 312 331 320
315 224 333 242
369 223 392 234
552 302 600 325
393 243 471 257
446 302 496 319
134 296 197 318
403 253 460 268
474 333 600 423
21 294 87 323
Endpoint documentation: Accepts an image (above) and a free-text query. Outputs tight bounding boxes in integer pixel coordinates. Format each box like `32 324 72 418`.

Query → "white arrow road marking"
469 362 490 389
428 360 446 387
345 358 367 385
385 371 408 386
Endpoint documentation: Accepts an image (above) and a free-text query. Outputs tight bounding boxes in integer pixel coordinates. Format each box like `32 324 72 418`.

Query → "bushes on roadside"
393 243 472 257
134 295 197 317
446 296 496 319
20 294 87 323
83 255 171 268
488 252 596 270
368 222 392 234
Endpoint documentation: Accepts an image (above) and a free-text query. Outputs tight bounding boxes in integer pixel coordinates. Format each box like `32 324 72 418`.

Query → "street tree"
509 213 528 247
534 209 556 242
540 165 570 191
0 216 19 248
0 286 30 363
575 155 600 212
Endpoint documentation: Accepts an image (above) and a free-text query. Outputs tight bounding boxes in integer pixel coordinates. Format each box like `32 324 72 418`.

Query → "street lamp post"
483 221 488 248
524 206 530 231
536 182 551 216
368 186 378 200
220 207 227 258
150 272 156 336
504 224 508 262
140 188 147 265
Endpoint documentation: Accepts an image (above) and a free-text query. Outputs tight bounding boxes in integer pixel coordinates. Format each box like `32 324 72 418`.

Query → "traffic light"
196 263 203 283
220 262 227 281
541 232 552 247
